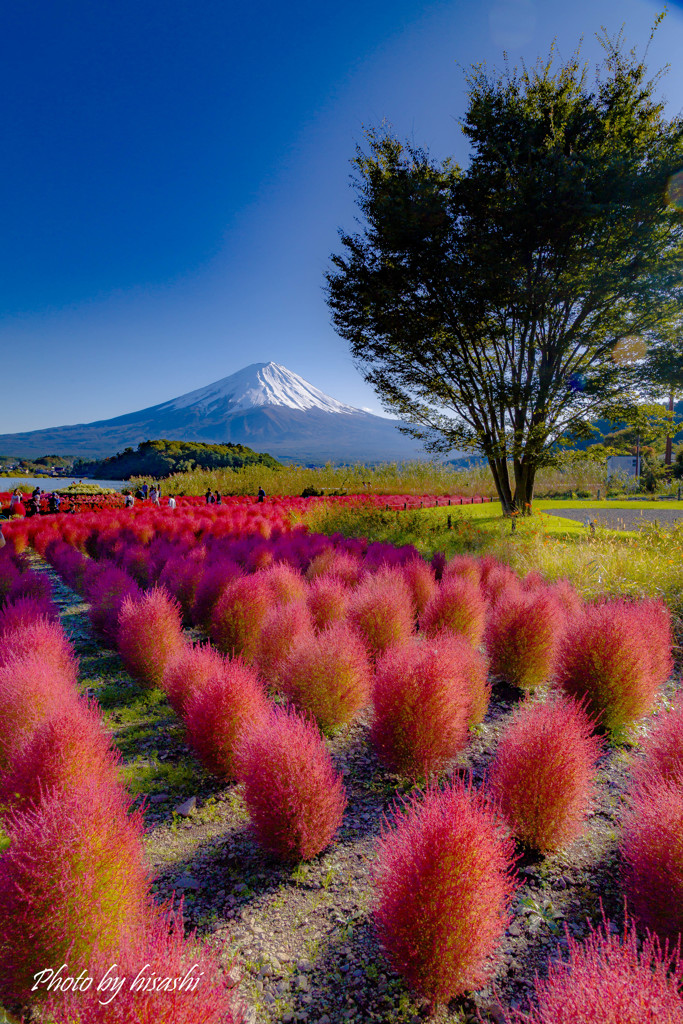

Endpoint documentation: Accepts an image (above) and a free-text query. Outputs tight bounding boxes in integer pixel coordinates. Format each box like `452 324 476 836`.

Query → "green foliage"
73 438 282 480
326 31 683 514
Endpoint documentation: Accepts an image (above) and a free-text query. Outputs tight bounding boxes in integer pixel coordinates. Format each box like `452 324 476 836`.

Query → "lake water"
0 477 126 493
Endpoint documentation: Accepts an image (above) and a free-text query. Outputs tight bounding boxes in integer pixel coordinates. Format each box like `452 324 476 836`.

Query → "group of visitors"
205 489 222 505
2 486 62 518
124 487 176 509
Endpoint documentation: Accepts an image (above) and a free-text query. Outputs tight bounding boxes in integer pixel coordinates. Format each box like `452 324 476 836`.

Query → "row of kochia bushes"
3 506 683 1021
0 547 244 1022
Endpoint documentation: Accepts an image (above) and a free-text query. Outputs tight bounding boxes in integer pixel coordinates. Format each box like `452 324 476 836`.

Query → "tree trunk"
487 456 514 514
665 391 674 466
512 459 535 514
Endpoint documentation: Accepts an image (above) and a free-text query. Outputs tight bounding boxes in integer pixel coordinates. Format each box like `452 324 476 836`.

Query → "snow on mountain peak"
161 362 363 416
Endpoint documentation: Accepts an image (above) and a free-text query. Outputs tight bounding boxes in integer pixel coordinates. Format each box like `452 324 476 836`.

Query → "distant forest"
74 439 282 480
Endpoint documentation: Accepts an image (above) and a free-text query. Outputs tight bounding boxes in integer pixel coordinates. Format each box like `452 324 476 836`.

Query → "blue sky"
2 0 683 435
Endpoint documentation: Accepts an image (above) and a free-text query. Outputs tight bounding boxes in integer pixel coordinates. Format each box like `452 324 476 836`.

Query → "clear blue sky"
2 0 683 434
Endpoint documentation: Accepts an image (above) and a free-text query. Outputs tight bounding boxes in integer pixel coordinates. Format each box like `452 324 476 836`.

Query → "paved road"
544 507 683 531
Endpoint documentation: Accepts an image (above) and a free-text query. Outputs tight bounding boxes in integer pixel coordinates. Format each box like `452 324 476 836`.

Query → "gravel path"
544 507 683 531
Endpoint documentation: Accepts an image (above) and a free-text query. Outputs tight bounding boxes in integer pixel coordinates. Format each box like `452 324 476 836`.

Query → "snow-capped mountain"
163 362 359 416
0 362 432 464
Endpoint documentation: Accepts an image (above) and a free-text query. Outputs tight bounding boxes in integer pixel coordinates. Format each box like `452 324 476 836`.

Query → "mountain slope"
0 362 431 464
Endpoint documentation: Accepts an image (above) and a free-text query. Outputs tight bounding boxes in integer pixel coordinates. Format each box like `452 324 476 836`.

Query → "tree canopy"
326 31 683 512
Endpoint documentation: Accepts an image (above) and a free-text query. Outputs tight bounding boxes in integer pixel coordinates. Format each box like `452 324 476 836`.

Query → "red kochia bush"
631 693 683 790
373 778 516 1008
86 564 141 647
117 587 185 688
306 576 350 632
0 698 120 813
208 574 271 661
236 706 346 862
485 590 564 691
183 658 270 778
401 557 437 617
0 652 79 769
191 558 243 626
0 594 58 634
259 562 307 605
487 695 602 852
348 569 415 659
556 599 666 736
501 916 683 1024
371 636 485 779
0 617 76 678
420 576 487 645
0 778 150 1006
621 779 683 942
161 642 225 716
46 900 245 1024
280 622 372 733
255 601 313 688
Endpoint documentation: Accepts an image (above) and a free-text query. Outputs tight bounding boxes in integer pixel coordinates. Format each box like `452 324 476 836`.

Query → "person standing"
168 495 176 510
141 483 149 499
205 488 212 505
257 486 266 503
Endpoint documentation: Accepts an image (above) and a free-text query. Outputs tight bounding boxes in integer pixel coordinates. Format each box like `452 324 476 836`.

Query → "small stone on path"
175 796 197 816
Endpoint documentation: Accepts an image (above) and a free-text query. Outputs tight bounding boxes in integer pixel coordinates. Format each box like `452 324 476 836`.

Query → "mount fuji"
0 362 432 464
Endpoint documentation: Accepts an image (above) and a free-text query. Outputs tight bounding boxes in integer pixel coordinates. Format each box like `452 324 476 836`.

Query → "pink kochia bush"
237 706 347 862
0 778 150 1006
208 574 271 661
0 698 121 813
371 636 487 779
401 557 437 617
255 601 313 687
501 916 683 1024
348 569 415 659
487 695 602 853
46 900 245 1024
306 576 350 632
620 778 683 942
280 622 372 733
161 642 226 716
0 652 79 769
485 590 564 691
630 692 683 790
0 617 76 677
117 587 185 688
556 599 671 735
183 658 270 778
420 576 487 645
373 778 516 1008
86 564 141 647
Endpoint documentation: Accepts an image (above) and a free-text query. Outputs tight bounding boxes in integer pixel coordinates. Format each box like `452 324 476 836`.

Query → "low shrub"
348 569 414 659
0 699 120 813
117 587 185 688
442 554 482 587
161 642 224 716
306 575 350 632
0 594 58 634
208 575 271 661
86 565 142 647
305 549 364 587
191 559 243 626
621 778 683 942
485 591 564 691
401 557 437 617
0 652 79 769
630 693 683 790
183 658 270 778
46 900 245 1024
373 778 516 1009
0 617 76 678
255 601 313 688
0 777 150 1006
259 562 307 605
501 915 683 1023
371 635 483 779
487 695 602 852
280 622 372 733
420 576 487 645
236 705 347 861
556 600 666 736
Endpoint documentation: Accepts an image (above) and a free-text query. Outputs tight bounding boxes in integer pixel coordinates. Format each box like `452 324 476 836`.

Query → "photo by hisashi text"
32 963 204 1005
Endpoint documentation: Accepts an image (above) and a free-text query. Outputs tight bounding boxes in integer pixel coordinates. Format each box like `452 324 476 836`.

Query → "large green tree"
326 33 683 512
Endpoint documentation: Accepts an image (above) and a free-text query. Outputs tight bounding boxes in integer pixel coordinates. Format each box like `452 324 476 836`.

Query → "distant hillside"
75 439 281 480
